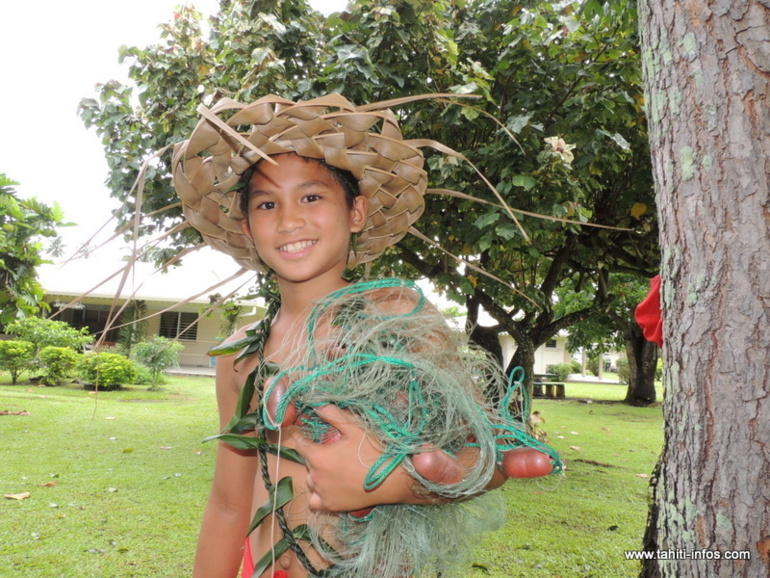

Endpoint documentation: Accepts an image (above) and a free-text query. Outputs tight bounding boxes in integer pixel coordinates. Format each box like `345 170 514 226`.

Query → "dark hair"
238 154 360 216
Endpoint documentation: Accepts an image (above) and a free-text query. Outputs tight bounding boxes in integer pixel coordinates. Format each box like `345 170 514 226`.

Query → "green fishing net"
255 278 562 577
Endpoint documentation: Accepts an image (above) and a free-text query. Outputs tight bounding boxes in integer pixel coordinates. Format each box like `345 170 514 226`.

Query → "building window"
159 312 198 341
545 339 558 349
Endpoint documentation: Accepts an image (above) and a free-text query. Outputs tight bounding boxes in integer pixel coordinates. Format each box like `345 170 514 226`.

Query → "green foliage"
79 0 657 385
37 346 81 386
548 362 577 382
586 355 599 377
0 339 35 384
0 174 70 325
132 336 184 388
130 361 155 386
562 274 652 355
206 295 244 338
616 356 630 384
655 357 663 381
77 351 137 390
116 300 148 354
5 316 93 352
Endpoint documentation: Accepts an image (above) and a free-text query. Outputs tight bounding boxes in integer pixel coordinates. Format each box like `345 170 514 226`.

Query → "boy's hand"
292 404 423 512
288 404 554 513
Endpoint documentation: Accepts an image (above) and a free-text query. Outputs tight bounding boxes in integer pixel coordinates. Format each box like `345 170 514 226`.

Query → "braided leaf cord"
209 287 331 577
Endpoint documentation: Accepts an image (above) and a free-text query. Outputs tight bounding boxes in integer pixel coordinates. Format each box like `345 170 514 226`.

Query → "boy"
172 94 558 578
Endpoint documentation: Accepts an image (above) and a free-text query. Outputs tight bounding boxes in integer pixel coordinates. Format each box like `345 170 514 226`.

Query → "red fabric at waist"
242 539 288 578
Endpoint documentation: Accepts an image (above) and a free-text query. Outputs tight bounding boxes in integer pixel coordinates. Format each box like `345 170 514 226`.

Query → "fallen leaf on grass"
569 446 582 452
160 446 173 450
104 416 116 420
5 492 31 500
42 481 57 487
0 410 30 416
193 449 203 455
636 473 649 478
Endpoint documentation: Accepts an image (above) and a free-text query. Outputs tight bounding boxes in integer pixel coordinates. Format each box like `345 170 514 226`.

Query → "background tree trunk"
507 341 536 400
609 307 659 406
623 325 658 407
639 1 770 576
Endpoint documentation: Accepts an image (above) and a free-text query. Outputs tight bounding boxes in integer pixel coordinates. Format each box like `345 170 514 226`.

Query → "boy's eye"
255 201 275 210
303 193 322 203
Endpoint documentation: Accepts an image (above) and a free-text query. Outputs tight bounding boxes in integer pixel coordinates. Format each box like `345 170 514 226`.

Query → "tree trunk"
507 340 536 400
624 324 658 407
639 1 770 576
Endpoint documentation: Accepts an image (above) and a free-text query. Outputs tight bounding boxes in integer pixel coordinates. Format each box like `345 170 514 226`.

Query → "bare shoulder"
214 321 263 398
360 282 438 317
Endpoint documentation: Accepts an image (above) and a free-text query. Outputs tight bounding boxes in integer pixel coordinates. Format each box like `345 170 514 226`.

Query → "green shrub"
132 336 184 389
0 339 35 384
131 362 155 386
5 317 93 352
571 359 582 373
616 357 630 384
549 362 575 382
77 351 137 390
656 357 663 380
586 356 599 377
37 346 81 386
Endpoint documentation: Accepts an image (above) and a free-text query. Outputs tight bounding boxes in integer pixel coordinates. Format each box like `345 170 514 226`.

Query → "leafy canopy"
80 0 658 382
0 174 70 326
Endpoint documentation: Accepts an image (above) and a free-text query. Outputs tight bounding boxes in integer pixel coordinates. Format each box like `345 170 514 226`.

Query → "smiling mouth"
279 240 317 253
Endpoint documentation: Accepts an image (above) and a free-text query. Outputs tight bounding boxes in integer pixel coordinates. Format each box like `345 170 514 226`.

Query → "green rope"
208 277 564 577
207 280 330 577
262 279 564 493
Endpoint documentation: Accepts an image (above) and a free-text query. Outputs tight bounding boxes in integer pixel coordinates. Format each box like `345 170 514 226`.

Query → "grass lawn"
0 375 662 577
0 376 218 577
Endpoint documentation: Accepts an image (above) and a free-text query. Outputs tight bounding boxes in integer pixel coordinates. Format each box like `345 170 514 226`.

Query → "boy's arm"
193 350 258 578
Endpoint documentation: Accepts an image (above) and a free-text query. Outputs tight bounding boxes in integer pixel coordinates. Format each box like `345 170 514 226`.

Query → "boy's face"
239 153 368 284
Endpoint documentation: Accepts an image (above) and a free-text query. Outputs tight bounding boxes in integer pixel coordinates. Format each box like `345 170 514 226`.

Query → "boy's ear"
239 218 252 238
350 196 369 234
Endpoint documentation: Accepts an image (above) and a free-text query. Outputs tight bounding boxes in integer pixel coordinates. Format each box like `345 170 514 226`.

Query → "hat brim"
173 94 429 271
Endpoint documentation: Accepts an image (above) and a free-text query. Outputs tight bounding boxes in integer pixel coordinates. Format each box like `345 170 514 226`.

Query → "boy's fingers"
411 449 464 485
309 404 356 431
413 446 554 485
500 447 554 478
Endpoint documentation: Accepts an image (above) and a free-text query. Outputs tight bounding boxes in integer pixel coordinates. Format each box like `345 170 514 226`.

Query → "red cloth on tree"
634 275 663 347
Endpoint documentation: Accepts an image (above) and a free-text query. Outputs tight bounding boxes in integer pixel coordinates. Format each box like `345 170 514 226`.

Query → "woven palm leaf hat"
172 93 452 272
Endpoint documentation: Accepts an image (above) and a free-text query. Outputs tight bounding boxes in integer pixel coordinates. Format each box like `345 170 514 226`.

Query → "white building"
35 251 264 368
499 333 573 375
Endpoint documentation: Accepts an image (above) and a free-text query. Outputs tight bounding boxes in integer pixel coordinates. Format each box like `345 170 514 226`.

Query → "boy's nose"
277 206 306 232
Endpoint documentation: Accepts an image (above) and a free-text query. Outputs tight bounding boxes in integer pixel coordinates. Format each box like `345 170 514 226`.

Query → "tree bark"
623 323 658 407
639 1 770 576
609 307 659 406
507 340 536 400
613 315 658 407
